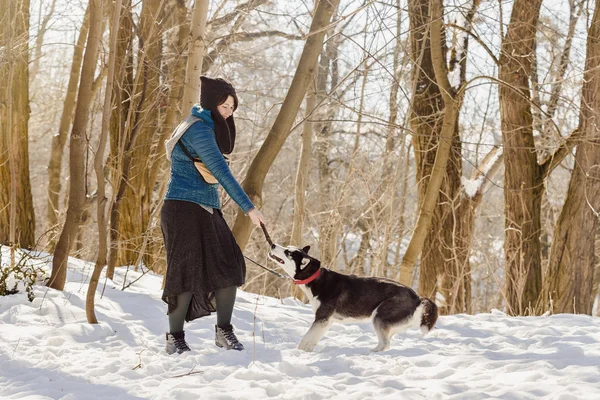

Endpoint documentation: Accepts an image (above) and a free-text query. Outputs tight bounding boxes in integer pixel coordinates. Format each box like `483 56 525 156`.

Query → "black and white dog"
268 244 438 352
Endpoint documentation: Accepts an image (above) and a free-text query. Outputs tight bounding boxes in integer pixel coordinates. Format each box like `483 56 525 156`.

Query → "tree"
231 0 342 251
47 0 103 290
46 5 90 250
181 0 209 112
142 0 191 274
87 0 123 324
399 0 466 305
451 147 504 313
291 79 316 246
541 0 600 315
498 0 544 315
0 0 35 250
107 0 165 277
534 0 584 268
314 8 341 270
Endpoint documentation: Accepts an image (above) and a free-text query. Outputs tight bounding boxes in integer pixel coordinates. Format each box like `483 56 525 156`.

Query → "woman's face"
217 95 235 119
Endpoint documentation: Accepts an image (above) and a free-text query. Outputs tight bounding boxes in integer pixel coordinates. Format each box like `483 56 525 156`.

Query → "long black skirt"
161 199 246 322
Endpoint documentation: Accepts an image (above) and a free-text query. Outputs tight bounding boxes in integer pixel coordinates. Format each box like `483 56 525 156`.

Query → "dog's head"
268 243 321 281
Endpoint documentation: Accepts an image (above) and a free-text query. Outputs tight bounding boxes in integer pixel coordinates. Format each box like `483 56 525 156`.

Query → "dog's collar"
293 268 321 285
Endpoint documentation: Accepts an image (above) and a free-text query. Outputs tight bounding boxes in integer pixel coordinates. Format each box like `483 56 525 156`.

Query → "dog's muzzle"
268 252 285 265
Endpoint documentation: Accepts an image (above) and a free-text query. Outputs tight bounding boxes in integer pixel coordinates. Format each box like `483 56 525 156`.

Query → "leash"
242 221 290 280
243 254 290 280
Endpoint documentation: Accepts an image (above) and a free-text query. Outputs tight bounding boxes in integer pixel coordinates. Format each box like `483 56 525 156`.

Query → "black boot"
165 331 191 355
215 324 244 351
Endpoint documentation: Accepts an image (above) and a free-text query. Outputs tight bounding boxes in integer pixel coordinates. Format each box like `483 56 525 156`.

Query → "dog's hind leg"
371 318 392 352
371 297 417 352
297 317 333 352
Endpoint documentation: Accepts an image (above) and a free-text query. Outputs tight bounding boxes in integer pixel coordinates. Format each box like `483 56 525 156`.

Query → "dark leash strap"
243 255 290 280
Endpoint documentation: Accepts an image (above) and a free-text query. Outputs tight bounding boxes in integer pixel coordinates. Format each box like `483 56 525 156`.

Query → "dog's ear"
302 245 310 254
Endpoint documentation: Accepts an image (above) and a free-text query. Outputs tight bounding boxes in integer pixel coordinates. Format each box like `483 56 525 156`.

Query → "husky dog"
268 244 438 352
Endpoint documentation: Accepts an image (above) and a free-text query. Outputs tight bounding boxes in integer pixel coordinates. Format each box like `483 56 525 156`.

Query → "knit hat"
199 76 238 154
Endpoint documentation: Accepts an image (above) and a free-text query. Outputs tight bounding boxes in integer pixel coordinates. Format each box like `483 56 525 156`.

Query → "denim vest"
164 106 254 214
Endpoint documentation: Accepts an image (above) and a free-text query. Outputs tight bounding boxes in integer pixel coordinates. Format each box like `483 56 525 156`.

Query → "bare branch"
208 0 269 29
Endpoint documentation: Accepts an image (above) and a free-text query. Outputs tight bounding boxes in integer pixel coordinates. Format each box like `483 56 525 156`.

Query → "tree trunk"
314 17 341 270
291 58 318 305
452 147 503 313
106 0 133 273
144 0 190 273
181 0 209 112
400 0 442 292
435 0 480 314
498 0 543 315
399 0 463 309
595 226 600 315
290 79 316 246
108 0 164 276
148 0 189 195
87 0 123 324
48 0 103 290
375 0 405 277
541 0 600 315
539 0 583 269
231 0 341 251
0 0 35 250
46 5 90 250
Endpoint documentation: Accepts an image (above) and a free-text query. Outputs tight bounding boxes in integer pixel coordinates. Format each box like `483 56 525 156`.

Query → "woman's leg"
214 286 243 350
168 292 193 333
215 286 237 326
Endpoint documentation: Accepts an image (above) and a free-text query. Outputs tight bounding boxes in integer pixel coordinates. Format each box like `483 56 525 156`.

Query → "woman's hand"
247 208 265 227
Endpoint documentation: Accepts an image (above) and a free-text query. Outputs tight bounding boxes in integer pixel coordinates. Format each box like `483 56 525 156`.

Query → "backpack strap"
164 115 203 162
178 141 200 162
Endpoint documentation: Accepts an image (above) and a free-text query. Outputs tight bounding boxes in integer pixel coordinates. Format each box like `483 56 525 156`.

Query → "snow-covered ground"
1 250 599 400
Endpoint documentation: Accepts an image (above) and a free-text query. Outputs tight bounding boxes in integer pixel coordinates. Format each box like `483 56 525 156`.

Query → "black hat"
200 76 238 111
199 76 238 154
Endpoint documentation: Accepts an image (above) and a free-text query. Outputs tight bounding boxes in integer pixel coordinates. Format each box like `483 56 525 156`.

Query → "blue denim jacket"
164 106 255 213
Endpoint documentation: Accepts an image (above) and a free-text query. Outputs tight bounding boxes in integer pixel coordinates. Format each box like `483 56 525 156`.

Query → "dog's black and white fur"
268 244 438 352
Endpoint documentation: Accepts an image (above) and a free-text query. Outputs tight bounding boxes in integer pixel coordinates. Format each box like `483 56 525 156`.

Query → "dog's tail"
419 298 438 335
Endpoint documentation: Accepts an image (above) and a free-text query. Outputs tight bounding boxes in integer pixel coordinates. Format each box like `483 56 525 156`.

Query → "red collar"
293 268 321 285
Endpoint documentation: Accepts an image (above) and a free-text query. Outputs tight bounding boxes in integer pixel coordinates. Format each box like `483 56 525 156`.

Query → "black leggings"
168 286 237 333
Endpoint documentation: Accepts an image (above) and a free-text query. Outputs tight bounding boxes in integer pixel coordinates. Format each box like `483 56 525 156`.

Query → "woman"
161 76 265 354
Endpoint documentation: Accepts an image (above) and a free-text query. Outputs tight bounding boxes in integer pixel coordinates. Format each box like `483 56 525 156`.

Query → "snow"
1 250 600 399
462 148 503 198
461 174 484 198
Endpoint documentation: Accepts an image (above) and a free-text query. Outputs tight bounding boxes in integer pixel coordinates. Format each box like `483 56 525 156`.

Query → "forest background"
1 0 599 319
